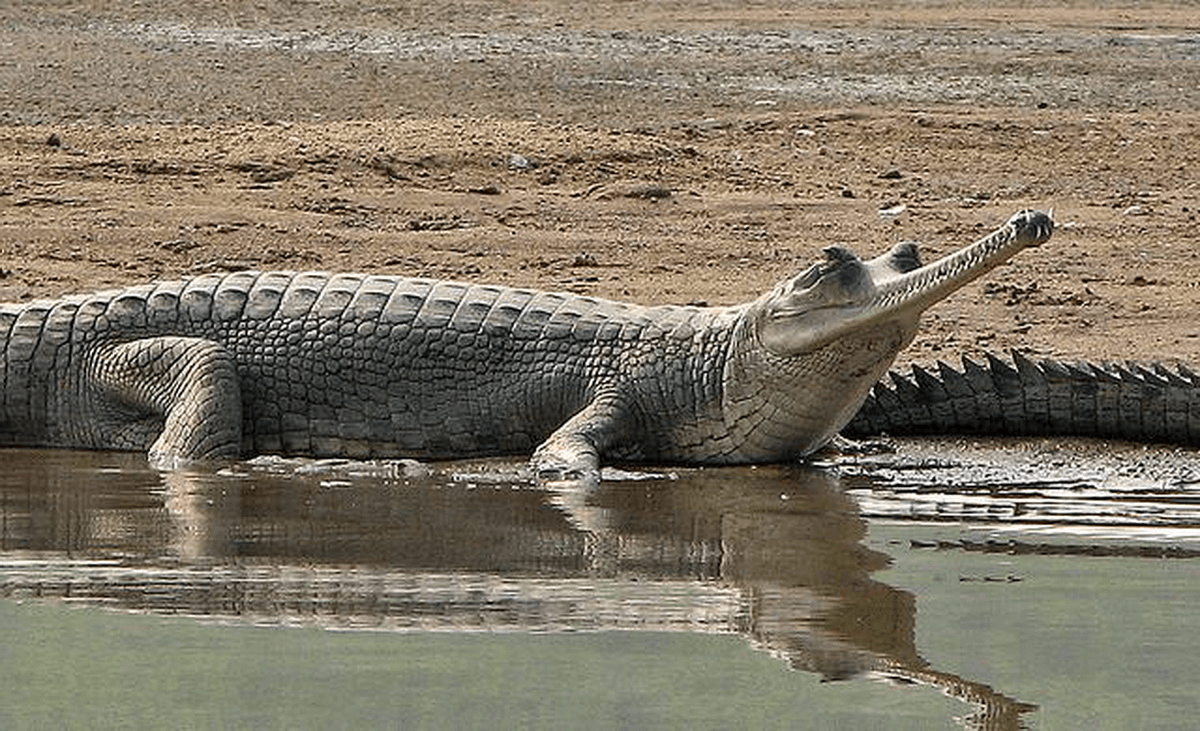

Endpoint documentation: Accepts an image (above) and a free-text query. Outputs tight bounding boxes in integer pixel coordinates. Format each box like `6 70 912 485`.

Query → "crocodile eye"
821 246 857 263
792 264 823 291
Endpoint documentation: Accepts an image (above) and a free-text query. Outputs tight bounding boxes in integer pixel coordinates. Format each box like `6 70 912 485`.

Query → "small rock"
878 203 906 218
1123 204 1150 216
46 133 61 147
624 184 671 201
408 217 466 232
507 153 533 170
878 169 903 180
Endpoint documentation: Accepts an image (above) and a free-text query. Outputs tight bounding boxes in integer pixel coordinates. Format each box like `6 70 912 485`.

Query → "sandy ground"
1 1 1198 368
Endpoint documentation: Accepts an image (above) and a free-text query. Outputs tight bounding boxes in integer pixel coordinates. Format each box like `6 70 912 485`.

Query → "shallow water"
2 446 1199 729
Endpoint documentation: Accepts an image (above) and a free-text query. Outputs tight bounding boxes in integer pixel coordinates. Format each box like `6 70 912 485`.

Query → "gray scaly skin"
846 351 1200 445
1 210 1053 479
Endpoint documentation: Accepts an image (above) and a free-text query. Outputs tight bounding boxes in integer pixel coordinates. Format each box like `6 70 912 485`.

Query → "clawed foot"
531 431 603 487
534 459 601 488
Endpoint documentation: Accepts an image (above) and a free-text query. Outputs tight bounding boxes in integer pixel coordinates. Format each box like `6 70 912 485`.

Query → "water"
2 447 1198 729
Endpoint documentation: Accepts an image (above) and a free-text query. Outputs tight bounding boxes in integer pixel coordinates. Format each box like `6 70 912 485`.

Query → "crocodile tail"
843 350 1200 446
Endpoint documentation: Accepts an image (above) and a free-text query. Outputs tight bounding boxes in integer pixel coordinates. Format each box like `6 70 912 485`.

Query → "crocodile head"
723 210 1054 462
755 210 1054 356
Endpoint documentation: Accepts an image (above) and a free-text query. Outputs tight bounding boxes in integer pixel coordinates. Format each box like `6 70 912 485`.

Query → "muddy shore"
2 1 1198 367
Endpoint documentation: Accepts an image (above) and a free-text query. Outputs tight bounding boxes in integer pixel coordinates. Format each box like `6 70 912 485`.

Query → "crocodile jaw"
756 210 1054 357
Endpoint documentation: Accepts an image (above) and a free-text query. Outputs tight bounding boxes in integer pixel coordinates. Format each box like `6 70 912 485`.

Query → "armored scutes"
2 211 1055 479
847 352 1200 445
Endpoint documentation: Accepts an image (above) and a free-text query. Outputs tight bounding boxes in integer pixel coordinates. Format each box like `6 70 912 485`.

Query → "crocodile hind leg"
89 337 242 465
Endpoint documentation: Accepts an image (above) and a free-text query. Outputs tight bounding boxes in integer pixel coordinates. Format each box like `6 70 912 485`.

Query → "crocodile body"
1 211 1057 476
0 272 880 466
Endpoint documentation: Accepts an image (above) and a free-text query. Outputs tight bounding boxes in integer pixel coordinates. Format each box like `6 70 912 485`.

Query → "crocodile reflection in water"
0 451 1032 730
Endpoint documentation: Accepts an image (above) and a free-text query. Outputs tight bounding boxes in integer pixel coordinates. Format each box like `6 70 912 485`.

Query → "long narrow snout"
867 209 1054 316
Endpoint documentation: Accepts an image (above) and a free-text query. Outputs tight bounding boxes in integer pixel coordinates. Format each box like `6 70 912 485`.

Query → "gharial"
5 209 1179 482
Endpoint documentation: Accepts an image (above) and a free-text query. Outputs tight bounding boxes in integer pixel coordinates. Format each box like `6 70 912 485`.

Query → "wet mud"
837 437 1200 555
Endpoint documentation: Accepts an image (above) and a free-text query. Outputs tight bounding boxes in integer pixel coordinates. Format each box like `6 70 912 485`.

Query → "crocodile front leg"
531 395 627 485
89 337 242 465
